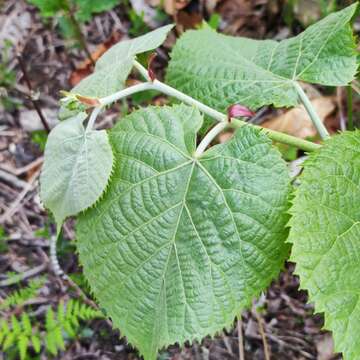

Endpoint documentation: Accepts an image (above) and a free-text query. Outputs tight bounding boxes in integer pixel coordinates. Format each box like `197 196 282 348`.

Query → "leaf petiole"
194 122 228 157
293 81 330 139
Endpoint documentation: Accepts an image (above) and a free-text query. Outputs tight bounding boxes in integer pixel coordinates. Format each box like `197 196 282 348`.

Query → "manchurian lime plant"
40 4 360 360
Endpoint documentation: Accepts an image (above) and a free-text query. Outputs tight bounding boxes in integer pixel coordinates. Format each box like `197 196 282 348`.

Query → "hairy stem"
50 234 65 278
88 63 321 152
347 85 354 131
293 82 329 139
100 82 156 106
237 317 245 360
235 120 320 153
134 59 151 80
195 122 228 157
86 106 102 131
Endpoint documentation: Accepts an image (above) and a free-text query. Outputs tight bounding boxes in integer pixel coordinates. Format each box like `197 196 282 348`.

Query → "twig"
265 333 314 360
0 168 40 224
0 169 28 189
68 10 95 67
254 309 271 360
0 263 48 287
237 316 245 360
0 156 43 176
17 54 50 133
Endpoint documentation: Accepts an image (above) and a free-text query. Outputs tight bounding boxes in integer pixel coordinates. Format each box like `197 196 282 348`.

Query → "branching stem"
293 81 329 139
87 61 321 153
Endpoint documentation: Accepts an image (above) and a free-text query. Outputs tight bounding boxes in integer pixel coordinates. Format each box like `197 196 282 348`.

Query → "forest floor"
0 0 359 359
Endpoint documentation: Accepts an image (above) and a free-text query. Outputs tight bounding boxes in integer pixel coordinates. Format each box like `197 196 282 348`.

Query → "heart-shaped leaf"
166 4 358 112
40 112 113 226
72 24 174 99
76 104 291 360
289 131 360 360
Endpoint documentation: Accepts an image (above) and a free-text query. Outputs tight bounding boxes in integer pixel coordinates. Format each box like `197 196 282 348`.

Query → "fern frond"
0 277 45 310
18 334 29 360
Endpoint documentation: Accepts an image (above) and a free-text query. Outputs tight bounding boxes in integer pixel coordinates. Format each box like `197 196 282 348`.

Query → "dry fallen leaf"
69 33 123 87
163 0 190 15
176 11 203 32
262 97 335 139
316 333 335 360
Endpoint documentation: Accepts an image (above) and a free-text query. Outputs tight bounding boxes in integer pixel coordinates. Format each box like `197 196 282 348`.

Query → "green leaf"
166 4 358 112
45 308 58 355
18 334 29 360
53 325 65 351
3 332 15 350
72 24 174 98
76 104 291 360
11 315 20 334
27 0 68 17
31 334 41 353
21 313 32 335
74 0 119 21
288 131 360 360
0 320 9 344
40 112 114 226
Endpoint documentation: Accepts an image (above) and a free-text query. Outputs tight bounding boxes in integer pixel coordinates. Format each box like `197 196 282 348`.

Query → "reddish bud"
147 53 157 81
227 104 255 122
75 95 100 107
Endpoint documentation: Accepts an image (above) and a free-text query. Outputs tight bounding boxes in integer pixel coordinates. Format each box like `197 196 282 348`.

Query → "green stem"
194 122 228 157
293 81 329 139
231 119 320 152
88 62 321 153
347 85 354 131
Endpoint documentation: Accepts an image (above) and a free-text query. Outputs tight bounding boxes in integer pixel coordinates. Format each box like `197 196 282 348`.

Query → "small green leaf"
53 325 65 350
77 104 291 360
45 333 58 355
27 0 67 17
31 334 41 353
45 307 56 331
166 4 358 112
40 112 114 226
21 313 32 335
11 315 20 334
0 320 8 344
289 131 360 360
45 308 58 355
74 0 119 21
18 334 29 360
3 332 15 350
72 24 174 99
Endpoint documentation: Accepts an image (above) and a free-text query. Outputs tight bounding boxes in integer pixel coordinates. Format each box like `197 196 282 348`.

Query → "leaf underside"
76 104 291 360
72 24 174 98
288 131 360 360
40 113 113 226
166 4 358 113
